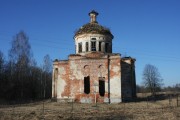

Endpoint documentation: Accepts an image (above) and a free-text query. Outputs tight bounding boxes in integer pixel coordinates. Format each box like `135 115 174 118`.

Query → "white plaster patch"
69 61 83 80
57 76 66 98
105 82 108 92
110 98 122 103
59 67 66 75
80 97 92 103
112 66 119 73
124 60 131 64
104 97 109 103
110 76 121 98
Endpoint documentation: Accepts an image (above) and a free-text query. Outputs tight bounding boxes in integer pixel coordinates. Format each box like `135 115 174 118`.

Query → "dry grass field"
0 97 180 120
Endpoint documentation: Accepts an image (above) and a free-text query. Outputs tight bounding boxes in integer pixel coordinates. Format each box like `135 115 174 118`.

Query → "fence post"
71 97 74 119
169 94 172 107
177 94 179 107
146 97 148 108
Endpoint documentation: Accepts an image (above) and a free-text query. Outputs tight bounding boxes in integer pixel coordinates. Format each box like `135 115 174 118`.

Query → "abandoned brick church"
52 10 136 103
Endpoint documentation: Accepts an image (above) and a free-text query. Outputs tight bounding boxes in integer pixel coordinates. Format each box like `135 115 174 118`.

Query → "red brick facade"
52 53 136 103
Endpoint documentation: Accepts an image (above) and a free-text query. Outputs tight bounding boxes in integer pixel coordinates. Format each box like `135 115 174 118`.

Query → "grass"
0 97 180 120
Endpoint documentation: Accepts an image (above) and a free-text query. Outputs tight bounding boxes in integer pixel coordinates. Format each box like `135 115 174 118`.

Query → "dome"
74 23 114 38
74 10 113 55
74 10 114 39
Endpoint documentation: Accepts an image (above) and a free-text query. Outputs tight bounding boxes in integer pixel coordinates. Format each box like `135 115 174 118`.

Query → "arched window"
78 42 82 53
86 42 89 52
84 76 90 94
84 65 90 94
105 43 109 52
54 68 58 79
91 41 96 51
99 77 105 96
99 42 102 51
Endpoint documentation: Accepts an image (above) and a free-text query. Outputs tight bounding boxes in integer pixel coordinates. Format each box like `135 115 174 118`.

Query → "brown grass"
0 98 180 120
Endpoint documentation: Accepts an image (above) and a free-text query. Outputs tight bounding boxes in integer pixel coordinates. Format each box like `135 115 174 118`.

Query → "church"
52 10 136 103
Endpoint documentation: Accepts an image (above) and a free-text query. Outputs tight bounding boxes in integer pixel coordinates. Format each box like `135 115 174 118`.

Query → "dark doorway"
99 77 105 96
84 76 90 94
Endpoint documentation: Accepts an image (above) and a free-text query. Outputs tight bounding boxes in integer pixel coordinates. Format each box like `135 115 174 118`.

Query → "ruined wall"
109 55 122 103
53 54 122 103
52 60 70 102
69 56 108 103
121 58 136 101
52 61 59 99
52 57 136 103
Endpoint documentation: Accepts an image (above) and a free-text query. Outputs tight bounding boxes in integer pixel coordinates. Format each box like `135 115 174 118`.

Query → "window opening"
75 45 77 53
99 77 105 96
91 38 96 40
86 42 89 52
105 43 109 52
54 68 58 79
99 42 102 51
84 76 90 94
91 41 96 51
78 43 82 53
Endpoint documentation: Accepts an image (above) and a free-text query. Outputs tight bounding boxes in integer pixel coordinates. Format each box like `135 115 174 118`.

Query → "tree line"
0 31 52 102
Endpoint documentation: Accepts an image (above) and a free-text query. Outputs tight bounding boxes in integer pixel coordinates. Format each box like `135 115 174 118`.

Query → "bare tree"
43 54 52 73
142 64 163 96
0 32 54 102
8 31 33 100
9 31 32 65
0 51 4 71
42 54 52 98
0 51 5 98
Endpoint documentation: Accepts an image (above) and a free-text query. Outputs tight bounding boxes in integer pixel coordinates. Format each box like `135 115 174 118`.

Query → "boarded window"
86 42 89 52
84 76 90 94
99 77 105 96
91 41 96 51
78 43 82 53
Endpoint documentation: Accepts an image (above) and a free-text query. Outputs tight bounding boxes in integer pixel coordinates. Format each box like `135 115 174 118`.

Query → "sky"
0 0 180 86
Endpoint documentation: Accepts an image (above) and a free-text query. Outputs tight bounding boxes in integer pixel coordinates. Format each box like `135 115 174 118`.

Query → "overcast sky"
0 0 180 86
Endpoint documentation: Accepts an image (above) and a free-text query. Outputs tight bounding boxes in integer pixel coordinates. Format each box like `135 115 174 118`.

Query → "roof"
122 57 136 61
74 22 114 38
74 10 114 38
88 10 99 16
